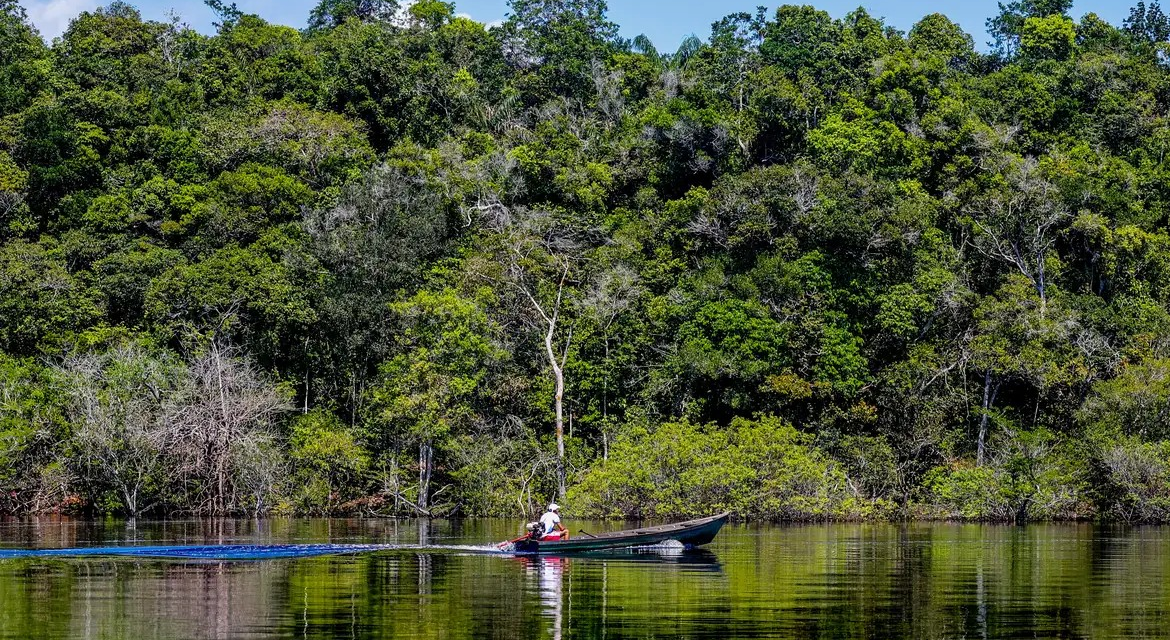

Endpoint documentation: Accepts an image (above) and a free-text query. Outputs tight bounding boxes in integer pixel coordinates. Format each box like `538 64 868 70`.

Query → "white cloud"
25 0 99 40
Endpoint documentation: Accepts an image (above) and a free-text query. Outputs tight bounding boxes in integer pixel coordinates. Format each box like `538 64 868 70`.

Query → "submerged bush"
919 429 1085 522
569 415 891 520
1090 438 1170 524
286 409 370 515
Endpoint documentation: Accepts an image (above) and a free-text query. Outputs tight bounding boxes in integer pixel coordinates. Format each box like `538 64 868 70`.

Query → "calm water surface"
0 518 1167 639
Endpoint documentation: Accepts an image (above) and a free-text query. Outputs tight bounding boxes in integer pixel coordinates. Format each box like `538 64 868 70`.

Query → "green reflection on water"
0 520 1167 639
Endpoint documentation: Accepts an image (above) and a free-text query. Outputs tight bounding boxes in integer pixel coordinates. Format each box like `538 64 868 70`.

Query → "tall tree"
1124 1 1170 43
307 0 399 32
987 0 1073 57
371 289 504 513
484 205 599 499
501 0 620 103
0 0 49 114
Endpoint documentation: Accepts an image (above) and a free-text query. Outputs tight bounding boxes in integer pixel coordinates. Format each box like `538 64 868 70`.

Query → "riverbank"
566 416 1168 525
5 413 1167 524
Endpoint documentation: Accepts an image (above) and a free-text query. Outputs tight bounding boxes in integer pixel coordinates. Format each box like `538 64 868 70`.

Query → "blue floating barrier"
0 544 392 560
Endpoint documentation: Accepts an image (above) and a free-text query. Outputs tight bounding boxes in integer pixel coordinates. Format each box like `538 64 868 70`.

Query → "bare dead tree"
232 432 285 515
533 263 572 499
0 192 26 225
591 60 625 125
57 344 180 516
167 341 291 515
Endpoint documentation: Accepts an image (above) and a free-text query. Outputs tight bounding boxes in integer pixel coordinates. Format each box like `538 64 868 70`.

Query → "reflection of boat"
506 512 730 554
567 548 724 573
574 547 720 567
514 547 721 567
524 556 568 640
513 548 723 576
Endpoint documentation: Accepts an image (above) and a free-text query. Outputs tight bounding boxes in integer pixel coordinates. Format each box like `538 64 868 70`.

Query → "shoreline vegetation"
3 0 1170 524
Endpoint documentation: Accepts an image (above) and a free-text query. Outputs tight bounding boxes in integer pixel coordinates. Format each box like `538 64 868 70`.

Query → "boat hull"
510 512 730 554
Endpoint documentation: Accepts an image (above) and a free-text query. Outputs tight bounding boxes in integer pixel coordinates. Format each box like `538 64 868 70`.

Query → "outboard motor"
498 522 546 552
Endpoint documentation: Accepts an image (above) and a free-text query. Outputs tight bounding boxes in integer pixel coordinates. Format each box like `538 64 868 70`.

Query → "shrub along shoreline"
569 415 1167 524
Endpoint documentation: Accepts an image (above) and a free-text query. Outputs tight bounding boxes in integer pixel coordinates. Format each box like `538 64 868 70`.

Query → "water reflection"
572 547 723 570
521 557 567 640
0 519 1168 639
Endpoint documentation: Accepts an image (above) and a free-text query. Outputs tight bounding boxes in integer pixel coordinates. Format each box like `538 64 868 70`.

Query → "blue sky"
23 0 1136 51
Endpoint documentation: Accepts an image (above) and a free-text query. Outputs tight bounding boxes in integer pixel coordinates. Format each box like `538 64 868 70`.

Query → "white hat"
547 503 560 511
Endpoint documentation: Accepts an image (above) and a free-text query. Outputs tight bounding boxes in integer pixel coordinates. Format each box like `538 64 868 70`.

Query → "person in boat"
537 503 569 541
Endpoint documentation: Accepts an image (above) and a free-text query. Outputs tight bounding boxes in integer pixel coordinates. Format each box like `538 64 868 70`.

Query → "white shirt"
539 511 561 533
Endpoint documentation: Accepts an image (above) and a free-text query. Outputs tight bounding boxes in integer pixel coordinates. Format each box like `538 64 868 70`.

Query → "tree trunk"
213 343 230 515
977 370 999 467
536 275 570 501
1015 497 1030 525
555 364 566 500
418 440 432 512
547 321 566 499
124 486 138 517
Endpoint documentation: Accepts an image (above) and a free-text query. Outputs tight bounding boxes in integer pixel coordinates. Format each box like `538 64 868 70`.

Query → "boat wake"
636 539 686 549
0 543 511 561
419 544 509 554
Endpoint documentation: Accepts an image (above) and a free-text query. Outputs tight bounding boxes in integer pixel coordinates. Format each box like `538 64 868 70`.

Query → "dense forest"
3 0 1170 522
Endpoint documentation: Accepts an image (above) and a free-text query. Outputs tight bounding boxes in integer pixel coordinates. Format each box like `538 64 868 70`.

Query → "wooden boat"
506 512 730 554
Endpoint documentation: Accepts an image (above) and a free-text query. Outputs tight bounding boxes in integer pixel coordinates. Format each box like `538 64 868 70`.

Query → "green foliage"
1079 358 1170 441
1088 436 1170 523
15 102 105 221
762 6 838 76
806 104 927 177
374 289 502 440
287 409 370 513
971 278 1088 393
909 14 975 65
55 2 171 93
501 0 621 102
200 15 321 105
367 287 505 511
1020 15 1076 61
0 355 68 513
197 102 374 187
987 0 1073 57
308 0 399 32
0 240 101 355
571 416 889 519
0 0 49 115
1 0 1170 521
1124 1 1170 43
922 428 1083 521
144 235 317 363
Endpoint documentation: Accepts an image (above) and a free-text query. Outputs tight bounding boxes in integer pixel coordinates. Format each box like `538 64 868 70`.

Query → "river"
0 518 1166 638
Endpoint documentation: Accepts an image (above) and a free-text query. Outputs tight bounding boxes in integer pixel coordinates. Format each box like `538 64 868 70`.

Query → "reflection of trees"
58 560 292 640
2 521 1170 638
